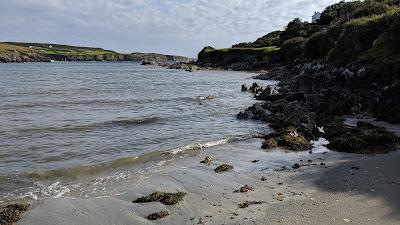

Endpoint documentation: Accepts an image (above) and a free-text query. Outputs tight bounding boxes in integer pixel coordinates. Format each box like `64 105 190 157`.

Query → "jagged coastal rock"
206 0 400 154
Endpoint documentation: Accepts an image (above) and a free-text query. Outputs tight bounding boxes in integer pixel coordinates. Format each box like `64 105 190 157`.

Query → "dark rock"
249 82 264 94
141 60 158 66
0 202 30 225
238 201 264 208
147 211 169 220
375 82 400 123
262 138 278 149
133 192 187 205
234 185 254 193
200 156 213 164
256 85 280 100
214 164 234 173
264 126 312 151
237 103 272 121
292 163 301 169
241 84 249 92
251 160 260 163
327 122 398 154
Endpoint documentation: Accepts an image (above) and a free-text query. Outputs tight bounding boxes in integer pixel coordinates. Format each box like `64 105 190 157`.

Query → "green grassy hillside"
0 42 192 63
198 0 400 75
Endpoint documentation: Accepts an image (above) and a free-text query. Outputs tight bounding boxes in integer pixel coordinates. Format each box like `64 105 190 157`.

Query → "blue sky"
0 0 340 57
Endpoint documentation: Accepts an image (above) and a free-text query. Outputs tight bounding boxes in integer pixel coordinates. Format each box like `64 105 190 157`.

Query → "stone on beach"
214 164 234 173
234 185 255 193
200 156 213 164
0 202 30 225
238 201 264 208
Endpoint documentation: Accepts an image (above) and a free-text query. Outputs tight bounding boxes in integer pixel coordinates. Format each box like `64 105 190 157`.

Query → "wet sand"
18 136 400 225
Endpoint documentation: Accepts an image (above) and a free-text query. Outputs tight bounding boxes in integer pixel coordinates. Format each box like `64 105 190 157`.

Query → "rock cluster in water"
237 62 399 154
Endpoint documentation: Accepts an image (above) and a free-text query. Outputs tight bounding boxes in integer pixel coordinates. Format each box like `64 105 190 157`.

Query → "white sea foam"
310 138 330 153
169 138 229 154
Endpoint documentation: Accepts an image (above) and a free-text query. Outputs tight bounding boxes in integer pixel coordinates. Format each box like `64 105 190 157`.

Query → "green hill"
0 42 192 63
197 0 400 75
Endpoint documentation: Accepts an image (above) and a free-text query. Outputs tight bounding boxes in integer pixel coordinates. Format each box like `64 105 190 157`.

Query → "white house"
312 12 321 23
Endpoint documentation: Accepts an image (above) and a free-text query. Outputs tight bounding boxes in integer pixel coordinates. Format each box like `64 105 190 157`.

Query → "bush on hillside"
318 0 390 26
232 31 283 48
281 37 307 61
327 13 386 65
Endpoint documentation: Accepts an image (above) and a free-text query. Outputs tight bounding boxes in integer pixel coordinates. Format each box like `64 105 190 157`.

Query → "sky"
0 0 340 57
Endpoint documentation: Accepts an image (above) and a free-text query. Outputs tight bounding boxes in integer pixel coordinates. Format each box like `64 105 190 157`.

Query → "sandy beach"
17 121 400 225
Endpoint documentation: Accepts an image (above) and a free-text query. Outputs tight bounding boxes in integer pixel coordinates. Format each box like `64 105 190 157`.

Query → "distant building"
49 45 53 48
312 12 321 23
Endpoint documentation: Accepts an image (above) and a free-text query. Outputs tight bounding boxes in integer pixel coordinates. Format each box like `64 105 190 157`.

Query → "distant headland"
0 42 193 63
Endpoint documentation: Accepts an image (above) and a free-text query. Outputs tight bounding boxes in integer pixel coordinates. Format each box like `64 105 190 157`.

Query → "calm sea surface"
0 62 273 200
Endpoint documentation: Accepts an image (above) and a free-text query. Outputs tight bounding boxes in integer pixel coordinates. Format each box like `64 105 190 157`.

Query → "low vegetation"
199 0 400 80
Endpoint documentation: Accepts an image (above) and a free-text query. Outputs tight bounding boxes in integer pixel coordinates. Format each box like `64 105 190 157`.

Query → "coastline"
1 65 399 225
17 135 400 225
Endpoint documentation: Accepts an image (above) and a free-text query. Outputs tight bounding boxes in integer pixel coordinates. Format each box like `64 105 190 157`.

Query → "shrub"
318 1 363 25
232 31 283 48
281 37 307 61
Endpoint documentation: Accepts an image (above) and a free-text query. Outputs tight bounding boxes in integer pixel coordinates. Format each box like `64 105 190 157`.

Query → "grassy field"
0 43 33 53
1 42 118 57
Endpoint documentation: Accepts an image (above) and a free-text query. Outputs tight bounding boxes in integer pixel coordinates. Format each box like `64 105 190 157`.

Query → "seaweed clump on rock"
133 192 187 205
326 121 399 154
214 164 234 173
0 202 30 225
262 126 311 151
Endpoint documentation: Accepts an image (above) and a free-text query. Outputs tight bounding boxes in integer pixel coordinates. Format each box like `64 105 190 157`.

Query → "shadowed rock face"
238 61 398 154
326 121 399 154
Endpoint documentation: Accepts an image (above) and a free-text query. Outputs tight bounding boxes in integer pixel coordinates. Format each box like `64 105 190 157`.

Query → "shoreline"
15 136 400 225
1 66 399 225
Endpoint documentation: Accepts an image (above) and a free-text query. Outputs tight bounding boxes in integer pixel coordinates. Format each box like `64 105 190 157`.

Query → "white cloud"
0 0 340 56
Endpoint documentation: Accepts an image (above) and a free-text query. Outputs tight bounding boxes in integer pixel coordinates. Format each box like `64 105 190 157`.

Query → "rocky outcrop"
197 46 281 70
262 126 311 151
325 121 398 154
163 62 206 72
239 61 399 154
0 44 48 62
